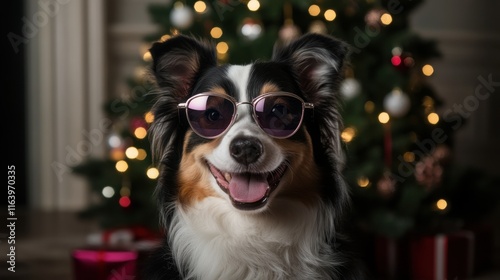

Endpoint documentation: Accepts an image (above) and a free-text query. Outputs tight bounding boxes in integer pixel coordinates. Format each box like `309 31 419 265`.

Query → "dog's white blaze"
226 65 252 103
206 65 284 175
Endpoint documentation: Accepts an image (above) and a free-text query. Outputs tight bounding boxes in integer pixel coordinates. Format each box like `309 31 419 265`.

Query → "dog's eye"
205 109 221 122
271 104 288 117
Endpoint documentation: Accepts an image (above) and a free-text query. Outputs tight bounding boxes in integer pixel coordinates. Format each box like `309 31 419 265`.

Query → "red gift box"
410 231 474 280
374 235 410 280
72 249 137 280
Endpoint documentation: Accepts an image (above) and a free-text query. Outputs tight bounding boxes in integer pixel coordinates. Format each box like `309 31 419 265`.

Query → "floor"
1 209 499 279
0 210 99 280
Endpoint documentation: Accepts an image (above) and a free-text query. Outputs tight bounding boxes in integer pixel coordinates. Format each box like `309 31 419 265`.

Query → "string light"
380 13 393 25
427 112 439 124
102 186 115 198
108 135 122 148
422 64 434 76
422 96 434 108
216 42 229 54
378 112 390 124
115 160 128 172
125 147 139 159
144 111 154 123
308 5 321 16
324 9 336 21
147 167 160 179
391 55 402 66
110 149 125 161
247 0 260 11
134 127 147 139
403 152 415 162
120 186 130 196
136 149 147 160
365 101 375 113
436 199 447 210
357 177 370 188
391 47 402 56
160 34 171 42
143 51 152 62
341 127 356 143
404 56 414 67
210 27 223 39
193 1 207 13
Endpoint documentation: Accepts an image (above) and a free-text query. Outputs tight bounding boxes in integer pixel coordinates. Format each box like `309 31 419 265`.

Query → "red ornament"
130 116 147 132
415 156 443 190
391 53 414 72
119 196 131 208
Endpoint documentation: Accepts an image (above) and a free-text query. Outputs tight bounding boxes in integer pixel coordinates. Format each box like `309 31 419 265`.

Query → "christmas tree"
143 0 499 238
72 0 499 276
72 78 160 231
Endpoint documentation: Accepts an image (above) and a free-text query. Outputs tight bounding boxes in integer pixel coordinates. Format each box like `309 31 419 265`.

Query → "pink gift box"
72 249 137 280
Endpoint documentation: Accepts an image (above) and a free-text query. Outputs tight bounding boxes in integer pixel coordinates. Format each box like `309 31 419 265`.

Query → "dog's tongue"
228 173 269 203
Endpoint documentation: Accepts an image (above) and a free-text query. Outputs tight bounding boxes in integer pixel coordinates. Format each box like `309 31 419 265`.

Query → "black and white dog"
145 33 365 279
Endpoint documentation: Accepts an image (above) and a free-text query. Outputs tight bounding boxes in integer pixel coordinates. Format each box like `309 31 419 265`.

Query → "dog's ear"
148 35 216 165
272 33 349 102
273 34 350 215
272 33 349 158
149 35 217 100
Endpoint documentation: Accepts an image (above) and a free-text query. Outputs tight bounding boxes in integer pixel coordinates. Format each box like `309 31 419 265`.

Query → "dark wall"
4 1 27 206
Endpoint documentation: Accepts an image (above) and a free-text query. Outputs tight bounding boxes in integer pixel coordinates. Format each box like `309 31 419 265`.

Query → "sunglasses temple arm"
177 103 186 124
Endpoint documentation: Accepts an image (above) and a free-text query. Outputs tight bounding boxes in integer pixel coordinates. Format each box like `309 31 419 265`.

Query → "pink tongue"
228 173 269 203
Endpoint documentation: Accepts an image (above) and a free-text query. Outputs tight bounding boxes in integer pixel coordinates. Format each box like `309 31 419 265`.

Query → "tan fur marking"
178 132 220 206
207 86 227 95
273 128 321 207
260 83 281 95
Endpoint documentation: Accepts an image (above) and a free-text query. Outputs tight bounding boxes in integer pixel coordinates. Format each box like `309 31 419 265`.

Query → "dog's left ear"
149 35 217 100
148 35 217 163
272 33 349 102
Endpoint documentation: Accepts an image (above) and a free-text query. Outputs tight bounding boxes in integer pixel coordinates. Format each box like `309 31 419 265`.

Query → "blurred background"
3 0 500 279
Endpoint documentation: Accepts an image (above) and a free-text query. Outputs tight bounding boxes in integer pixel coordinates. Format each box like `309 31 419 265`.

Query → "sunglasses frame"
178 92 314 139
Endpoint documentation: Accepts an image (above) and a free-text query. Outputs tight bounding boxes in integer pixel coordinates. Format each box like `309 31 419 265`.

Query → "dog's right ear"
149 35 217 99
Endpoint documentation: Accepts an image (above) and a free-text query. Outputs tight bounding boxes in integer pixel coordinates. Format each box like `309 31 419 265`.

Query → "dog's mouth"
208 162 288 210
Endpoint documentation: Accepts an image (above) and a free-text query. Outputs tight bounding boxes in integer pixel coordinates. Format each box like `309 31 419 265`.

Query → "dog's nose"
230 136 263 165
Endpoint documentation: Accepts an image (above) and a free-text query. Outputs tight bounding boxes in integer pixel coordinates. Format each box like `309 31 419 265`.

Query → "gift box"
73 226 163 280
72 249 137 280
410 231 474 280
374 235 410 280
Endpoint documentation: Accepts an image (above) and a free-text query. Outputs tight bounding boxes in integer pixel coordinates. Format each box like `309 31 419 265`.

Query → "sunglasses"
178 92 314 139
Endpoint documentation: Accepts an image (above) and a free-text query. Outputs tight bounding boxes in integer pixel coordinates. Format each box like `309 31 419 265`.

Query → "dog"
144 33 365 280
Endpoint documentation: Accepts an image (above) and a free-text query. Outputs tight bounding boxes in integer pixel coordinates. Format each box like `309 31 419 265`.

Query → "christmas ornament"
309 20 327 34
415 156 443 190
279 23 301 44
432 144 452 165
130 116 147 132
383 88 411 117
365 8 384 27
340 78 361 100
391 52 414 71
170 2 194 29
107 133 122 148
239 18 262 41
377 171 396 198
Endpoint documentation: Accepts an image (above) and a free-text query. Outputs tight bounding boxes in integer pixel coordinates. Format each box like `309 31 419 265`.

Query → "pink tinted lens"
254 95 303 138
186 95 235 138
